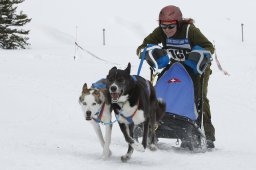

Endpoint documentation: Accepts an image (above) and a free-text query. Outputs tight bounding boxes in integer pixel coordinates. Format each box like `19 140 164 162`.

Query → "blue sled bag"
155 62 197 120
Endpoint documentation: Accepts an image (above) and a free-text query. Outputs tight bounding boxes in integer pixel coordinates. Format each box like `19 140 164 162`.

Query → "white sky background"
1 0 256 169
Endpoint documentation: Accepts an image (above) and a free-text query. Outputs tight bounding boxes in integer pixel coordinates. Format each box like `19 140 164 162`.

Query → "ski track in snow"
1 47 256 170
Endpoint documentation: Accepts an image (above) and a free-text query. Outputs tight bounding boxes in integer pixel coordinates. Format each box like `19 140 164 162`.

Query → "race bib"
167 48 190 61
166 38 192 61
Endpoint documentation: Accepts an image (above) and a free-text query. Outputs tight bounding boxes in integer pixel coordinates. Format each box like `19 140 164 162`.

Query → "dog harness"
112 75 150 124
113 76 150 124
93 102 105 123
91 79 107 89
93 102 119 125
115 100 140 124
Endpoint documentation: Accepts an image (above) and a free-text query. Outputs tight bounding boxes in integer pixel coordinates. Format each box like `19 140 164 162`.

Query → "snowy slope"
1 0 256 169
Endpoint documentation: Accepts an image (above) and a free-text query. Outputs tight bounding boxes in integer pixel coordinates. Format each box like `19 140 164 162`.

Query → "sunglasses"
160 24 177 30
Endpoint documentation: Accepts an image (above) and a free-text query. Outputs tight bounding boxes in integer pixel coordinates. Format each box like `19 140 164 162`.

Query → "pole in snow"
103 28 106 46
241 23 244 42
74 26 78 60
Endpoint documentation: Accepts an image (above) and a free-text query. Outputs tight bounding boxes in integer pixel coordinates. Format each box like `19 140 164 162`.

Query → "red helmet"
159 5 183 23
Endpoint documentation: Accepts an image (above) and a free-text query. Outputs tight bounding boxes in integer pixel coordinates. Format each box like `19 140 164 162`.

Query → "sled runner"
136 44 212 152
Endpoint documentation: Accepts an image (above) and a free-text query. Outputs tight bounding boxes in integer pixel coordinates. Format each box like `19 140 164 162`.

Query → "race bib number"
167 49 190 61
165 38 191 61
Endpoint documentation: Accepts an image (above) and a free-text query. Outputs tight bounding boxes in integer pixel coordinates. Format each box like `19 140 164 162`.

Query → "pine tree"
0 0 31 49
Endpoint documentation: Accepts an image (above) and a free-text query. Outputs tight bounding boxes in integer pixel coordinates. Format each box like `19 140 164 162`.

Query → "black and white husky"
79 82 112 159
106 63 165 162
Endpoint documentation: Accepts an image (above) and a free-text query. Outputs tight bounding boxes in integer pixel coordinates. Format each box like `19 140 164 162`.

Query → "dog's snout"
85 110 92 120
110 85 117 92
86 111 92 120
86 110 92 115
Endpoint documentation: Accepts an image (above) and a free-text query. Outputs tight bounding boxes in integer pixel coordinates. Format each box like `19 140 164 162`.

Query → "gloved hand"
184 45 212 75
138 44 162 59
145 48 170 69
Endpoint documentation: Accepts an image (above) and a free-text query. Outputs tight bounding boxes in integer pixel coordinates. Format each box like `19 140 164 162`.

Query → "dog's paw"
131 142 145 152
102 149 112 160
149 144 157 151
121 154 131 162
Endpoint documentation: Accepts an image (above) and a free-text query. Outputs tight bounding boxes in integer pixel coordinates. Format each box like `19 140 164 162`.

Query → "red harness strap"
119 100 140 124
93 102 105 123
98 102 105 120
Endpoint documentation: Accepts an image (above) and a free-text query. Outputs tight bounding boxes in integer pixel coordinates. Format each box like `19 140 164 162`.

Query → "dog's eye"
117 78 124 83
92 102 97 106
107 76 114 82
82 102 87 105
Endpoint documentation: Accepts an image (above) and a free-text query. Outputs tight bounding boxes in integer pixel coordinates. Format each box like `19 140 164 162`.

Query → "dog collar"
93 102 106 123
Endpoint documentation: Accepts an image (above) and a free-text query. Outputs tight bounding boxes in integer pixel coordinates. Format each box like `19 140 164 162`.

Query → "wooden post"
241 23 244 42
103 28 106 46
74 26 78 60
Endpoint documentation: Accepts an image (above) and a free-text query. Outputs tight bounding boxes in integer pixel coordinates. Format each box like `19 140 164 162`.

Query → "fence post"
74 26 78 60
103 28 106 46
241 23 244 42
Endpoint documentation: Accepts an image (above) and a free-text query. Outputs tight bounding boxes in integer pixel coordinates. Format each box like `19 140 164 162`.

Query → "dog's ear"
107 67 117 79
125 62 131 74
93 89 100 97
82 83 88 93
109 66 117 72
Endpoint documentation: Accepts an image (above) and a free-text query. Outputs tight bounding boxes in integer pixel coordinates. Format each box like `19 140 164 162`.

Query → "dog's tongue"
111 93 120 101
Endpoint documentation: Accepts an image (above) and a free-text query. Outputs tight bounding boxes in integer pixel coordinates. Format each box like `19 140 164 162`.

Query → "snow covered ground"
1 0 256 169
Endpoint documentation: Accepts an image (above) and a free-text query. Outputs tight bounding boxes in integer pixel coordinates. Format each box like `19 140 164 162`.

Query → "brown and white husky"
79 81 113 159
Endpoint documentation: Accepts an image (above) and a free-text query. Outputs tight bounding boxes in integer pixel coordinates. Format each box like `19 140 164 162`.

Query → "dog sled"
136 44 212 152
